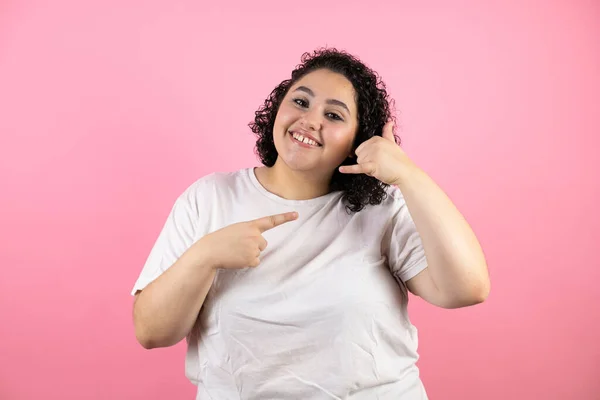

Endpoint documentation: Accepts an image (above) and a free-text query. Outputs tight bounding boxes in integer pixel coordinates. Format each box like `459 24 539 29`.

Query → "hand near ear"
339 121 417 186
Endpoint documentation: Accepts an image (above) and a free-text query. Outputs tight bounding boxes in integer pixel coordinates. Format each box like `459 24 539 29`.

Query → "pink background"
1 0 599 399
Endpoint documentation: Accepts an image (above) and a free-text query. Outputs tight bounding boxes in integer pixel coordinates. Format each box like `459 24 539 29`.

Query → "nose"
300 107 322 131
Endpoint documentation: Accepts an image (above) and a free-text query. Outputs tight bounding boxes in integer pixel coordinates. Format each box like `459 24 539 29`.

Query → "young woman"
131 48 490 399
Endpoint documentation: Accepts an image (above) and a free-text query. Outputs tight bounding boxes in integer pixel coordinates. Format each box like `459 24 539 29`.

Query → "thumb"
382 121 395 142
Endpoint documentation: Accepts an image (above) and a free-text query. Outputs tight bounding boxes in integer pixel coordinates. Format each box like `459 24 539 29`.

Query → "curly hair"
249 47 399 213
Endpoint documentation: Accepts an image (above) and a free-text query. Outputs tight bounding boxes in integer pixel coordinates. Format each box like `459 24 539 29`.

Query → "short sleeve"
130 184 201 296
386 190 428 284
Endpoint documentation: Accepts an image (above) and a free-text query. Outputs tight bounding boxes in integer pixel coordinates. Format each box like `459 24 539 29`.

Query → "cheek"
326 127 356 151
275 103 299 129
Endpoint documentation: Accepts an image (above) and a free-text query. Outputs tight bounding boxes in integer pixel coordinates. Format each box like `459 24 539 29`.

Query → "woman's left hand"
339 121 417 186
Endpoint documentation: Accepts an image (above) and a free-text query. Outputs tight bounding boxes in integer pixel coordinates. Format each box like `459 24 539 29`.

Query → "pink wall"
1 0 598 398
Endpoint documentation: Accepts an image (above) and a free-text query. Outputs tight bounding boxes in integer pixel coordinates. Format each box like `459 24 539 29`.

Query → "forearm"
133 239 217 349
395 166 490 303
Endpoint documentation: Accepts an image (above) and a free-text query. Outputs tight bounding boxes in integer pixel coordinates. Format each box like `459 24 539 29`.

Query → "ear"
347 144 357 158
382 121 395 142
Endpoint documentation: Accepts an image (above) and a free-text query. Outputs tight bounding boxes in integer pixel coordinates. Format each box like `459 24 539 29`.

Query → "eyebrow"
293 86 351 114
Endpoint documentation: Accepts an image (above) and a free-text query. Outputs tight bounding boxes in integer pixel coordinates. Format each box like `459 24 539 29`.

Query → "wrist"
191 237 220 271
392 162 420 188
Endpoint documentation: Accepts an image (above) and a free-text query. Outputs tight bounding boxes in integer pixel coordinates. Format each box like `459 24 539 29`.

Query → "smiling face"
272 69 359 178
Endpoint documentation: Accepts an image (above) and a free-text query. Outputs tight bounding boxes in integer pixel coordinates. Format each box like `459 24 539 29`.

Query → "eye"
326 112 343 121
293 98 308 107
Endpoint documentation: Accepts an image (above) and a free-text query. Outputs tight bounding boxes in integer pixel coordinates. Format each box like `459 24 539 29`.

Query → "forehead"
291 69 357 110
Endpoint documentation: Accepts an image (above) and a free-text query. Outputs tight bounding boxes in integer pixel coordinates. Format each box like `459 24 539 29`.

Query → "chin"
280 156 317 173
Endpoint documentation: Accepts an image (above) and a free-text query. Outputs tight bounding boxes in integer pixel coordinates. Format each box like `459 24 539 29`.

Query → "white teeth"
292 132 319 147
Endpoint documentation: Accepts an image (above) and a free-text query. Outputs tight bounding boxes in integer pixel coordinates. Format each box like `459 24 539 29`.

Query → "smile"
289 131 322 147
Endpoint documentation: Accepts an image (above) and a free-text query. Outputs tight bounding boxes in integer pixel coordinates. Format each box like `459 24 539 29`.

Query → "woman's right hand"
199 211 298 270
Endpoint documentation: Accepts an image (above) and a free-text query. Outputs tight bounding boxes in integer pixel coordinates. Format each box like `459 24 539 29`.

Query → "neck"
255 158 332 200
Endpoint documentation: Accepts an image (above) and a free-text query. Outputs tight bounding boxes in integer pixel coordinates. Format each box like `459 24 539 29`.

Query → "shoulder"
360 185 406 216
383 185 406 206
175 168 250 208
351 186 412 237
184 167 249 193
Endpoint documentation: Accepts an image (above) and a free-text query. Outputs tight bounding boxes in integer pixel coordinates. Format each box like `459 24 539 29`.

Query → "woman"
131 48 490 399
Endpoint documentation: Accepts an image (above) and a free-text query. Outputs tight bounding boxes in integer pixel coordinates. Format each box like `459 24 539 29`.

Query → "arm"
396 166 490 308
339 121 490 309
133 239 217 349
132 210 299 349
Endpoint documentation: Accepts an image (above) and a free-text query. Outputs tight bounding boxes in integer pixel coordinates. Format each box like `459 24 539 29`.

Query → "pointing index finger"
254 211 298 233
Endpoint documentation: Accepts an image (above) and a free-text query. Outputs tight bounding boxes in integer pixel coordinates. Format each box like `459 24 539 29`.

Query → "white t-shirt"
132 167 429 399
